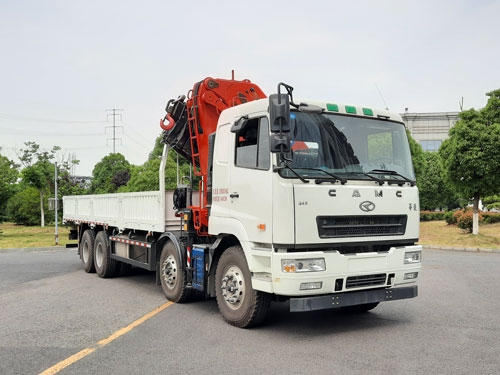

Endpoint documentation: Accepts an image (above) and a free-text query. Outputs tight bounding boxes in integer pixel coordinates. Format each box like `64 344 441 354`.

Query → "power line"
0 113 107 124
122 132 151 151
0 126 103 137
374 83 390 110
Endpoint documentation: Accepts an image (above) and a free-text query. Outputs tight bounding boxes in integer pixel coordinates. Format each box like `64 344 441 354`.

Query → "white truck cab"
208 97 420 306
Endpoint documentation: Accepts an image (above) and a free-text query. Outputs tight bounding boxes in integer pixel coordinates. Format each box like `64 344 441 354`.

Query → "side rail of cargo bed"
63 191 182 232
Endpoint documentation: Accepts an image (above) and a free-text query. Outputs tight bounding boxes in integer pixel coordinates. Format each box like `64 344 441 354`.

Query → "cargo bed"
63 191 183 233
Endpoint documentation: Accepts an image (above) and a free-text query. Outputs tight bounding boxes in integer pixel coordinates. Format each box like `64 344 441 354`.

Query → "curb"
422 245 500 253
0 246 77 253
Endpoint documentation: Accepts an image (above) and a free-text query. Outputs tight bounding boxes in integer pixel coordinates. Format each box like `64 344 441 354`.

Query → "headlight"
404 251 422 264
282 258 326 273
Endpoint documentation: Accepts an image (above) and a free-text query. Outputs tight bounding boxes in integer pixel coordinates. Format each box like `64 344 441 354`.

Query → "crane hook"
160 113 176 131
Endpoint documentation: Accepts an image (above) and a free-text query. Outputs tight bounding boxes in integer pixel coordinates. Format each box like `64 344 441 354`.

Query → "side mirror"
230 116 248 133
270 133 291 153
269 93 290 133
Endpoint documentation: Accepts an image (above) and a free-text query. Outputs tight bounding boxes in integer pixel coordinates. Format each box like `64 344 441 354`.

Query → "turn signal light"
282 259 326 273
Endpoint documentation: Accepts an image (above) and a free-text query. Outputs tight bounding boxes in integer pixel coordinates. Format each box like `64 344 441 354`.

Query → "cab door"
228 117 273 243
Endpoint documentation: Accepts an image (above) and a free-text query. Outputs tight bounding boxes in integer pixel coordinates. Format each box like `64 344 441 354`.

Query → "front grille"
346 274 387 289
317 215 407 238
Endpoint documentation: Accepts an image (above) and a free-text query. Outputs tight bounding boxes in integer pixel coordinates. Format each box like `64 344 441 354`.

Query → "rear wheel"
215 246 271 328
80 229 95 273
159 241 193 303
94 231 119 278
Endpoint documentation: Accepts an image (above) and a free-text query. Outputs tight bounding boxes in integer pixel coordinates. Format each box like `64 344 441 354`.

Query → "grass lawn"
418 221 500 250
0 222 73 249
1 220 499 250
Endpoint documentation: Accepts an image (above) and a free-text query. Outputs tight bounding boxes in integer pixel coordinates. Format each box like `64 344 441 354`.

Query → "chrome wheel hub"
221 266 245 309
162 255 177 289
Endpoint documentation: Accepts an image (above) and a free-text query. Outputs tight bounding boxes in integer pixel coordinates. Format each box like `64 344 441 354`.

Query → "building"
401 111 459 151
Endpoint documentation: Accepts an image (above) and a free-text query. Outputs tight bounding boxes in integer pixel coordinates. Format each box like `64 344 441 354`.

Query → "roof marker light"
326 103 339 112
345 105 357 114
363 108 374 116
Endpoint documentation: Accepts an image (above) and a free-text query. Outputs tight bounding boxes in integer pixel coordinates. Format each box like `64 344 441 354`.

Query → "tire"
94 231 119 278
215 246 271 328
159 241 193 303
341 302 379 314
80 229 96 273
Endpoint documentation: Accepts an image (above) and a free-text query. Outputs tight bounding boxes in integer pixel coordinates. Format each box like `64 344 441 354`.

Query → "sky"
1 0 499 176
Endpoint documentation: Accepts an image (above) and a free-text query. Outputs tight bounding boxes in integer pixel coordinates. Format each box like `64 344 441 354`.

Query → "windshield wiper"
346 171 384 186
296 168 347 185
367 169 416 186
274 164 310 183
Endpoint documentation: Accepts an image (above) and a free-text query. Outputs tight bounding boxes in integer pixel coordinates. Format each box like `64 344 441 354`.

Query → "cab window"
235 117 270 170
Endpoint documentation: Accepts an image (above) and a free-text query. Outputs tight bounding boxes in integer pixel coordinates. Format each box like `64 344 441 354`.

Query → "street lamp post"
54 162 58 245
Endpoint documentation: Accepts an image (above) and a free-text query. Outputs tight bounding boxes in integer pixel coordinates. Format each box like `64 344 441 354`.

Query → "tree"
406 129 425 183
482 194 500 211
120 160 161 192
18 142 60 227
439 89 500 234
121 150 193 192
90 153 131 194
148 133 164 161
419 152 459 210
56 162 89 198
119 134 195 193
0 152 19 222
7 187 51 226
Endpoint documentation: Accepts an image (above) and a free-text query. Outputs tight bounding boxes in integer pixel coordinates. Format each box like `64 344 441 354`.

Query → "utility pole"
54 162 58 245
106 109 124 153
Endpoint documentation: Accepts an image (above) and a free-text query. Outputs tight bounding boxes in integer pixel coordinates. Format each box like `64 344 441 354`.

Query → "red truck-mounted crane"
160 76 267 235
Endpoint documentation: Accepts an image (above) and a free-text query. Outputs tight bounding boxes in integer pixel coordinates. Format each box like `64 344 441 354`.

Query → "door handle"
230 193 239 199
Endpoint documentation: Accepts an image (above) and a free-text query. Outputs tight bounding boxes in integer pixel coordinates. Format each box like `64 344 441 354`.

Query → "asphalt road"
0 248 499 375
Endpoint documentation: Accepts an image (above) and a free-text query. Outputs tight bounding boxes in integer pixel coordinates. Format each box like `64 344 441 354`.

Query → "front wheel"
215 246 271 328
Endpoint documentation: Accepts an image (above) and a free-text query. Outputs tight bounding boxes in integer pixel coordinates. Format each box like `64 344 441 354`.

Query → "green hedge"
482 212 500 224
420 211 446 221
421 210 500 226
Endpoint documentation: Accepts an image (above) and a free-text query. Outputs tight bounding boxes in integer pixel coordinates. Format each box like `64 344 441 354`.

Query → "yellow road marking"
39 301 174 375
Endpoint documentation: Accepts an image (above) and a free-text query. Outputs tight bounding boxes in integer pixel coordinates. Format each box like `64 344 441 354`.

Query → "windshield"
279 112 415 182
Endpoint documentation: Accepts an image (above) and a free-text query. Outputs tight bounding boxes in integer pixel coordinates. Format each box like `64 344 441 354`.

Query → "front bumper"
289 285 418 312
